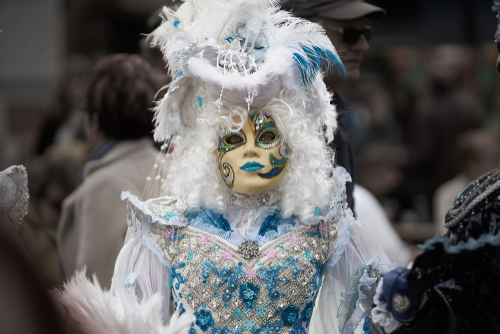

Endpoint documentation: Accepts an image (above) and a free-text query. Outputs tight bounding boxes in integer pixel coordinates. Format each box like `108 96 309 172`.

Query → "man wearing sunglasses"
282 0 386 215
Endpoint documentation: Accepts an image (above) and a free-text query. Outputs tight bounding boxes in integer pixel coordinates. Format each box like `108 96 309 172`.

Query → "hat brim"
319 2 386 20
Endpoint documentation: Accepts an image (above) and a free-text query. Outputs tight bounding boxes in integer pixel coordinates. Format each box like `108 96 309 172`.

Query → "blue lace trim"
258 213 294 236
362 316 375 334
337 257 390 334
189 219 246 246
255 220 301 246
126 166 355 257
325 207 355 268
243 207 301 245
187 209 232 232
186 208 302 246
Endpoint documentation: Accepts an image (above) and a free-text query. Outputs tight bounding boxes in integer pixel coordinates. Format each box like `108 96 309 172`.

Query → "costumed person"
371 166 500 334
370 5 500 332
58 1 393 334
0 166 67 334
1 166 29 249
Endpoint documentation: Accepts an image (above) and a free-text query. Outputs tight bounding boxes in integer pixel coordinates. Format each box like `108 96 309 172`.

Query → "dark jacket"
328 93 356 214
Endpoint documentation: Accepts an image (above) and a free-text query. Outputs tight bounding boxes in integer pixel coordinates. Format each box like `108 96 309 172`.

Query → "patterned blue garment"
121 167 392 334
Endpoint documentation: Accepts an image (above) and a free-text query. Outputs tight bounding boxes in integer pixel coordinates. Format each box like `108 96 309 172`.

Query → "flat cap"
281 0 386 20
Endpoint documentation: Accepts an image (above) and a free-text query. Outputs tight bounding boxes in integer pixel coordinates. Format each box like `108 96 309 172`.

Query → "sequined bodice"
126 191 347 334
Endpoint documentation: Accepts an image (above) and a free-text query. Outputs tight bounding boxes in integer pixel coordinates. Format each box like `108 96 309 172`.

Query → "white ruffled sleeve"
111 235 173 323
311 221 393 334
310 168 394 334
109 191 191 322
58 192 195 334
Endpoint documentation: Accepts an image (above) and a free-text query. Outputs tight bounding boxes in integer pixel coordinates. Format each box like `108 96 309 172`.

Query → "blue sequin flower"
212 325 242 334
291 323 306 334
257 258 297 301
258 321 284 334
233 309 243 319
300 302 314 325
242 319 253 330
268 289 280 301
256 305 267 317
281 305 300 327
238 282 260 309
222 293 234 303
273 321 284 333
194 309 215 332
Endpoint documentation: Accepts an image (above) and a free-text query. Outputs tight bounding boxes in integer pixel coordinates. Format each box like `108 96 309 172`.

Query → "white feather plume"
59 268 195 334
149 0 343 142
153 77 194 142
201 0 278 41
268 9 345 81
149 4 193 77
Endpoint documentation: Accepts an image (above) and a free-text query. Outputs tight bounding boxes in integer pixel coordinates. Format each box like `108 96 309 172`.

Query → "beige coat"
57 138 158 288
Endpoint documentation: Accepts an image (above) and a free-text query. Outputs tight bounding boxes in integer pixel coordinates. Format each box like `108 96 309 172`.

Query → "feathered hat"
149 0 345 143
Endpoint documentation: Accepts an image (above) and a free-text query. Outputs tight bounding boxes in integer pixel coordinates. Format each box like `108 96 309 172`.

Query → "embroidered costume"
0 166 29 248
117 167 390 334
371 166 500 334
59 1 392 333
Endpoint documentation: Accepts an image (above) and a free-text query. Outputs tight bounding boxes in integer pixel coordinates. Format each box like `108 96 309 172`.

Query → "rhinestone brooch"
238 240 260 260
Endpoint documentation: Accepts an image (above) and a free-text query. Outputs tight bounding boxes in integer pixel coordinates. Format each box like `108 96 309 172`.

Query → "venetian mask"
217 114 288 194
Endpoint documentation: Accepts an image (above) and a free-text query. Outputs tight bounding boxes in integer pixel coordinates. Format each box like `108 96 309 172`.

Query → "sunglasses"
323 24 372 45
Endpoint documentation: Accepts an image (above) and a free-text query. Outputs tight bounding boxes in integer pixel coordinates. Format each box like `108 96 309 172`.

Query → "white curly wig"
141 0 347 224
162 88 335 224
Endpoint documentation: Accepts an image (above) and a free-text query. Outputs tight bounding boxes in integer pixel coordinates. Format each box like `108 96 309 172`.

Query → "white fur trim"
59 269 195 334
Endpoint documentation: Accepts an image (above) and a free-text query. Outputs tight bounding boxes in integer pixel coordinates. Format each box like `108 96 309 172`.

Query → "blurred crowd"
0 1 499 334
341 43 500 230
1 0 500 322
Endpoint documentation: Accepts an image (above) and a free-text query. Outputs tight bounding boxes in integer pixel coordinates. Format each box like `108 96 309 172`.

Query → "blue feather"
172 17 181 28
293 45 346 85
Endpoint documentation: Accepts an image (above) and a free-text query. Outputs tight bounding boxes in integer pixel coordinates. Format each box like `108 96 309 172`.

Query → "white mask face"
217 114 288 194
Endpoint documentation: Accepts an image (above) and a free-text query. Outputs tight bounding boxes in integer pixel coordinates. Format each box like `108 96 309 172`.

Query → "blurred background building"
1 0 500 269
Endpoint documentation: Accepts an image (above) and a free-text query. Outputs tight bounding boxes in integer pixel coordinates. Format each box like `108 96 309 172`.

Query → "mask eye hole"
225 134 244 145
259 131 277 143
